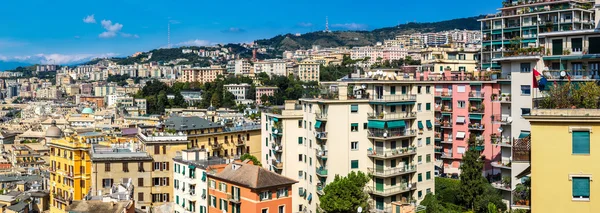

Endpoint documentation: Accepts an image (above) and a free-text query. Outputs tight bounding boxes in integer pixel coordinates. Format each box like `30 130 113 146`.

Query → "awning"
456 116 466 124
442 113 452 116
368 121 385 129
385 101 416 106
388 120 406 129
426 120 433 128
307 193 312 201
518 131 531 139
315 121 322 128
470 83 482 86
492 41 503 45
418 121 424 129
469 114 483 120
272 117 279 122
201 171 206 181
491 30 502 35
351 105 358 111
521 39 536 43
188 165 196 169
456 132 466 139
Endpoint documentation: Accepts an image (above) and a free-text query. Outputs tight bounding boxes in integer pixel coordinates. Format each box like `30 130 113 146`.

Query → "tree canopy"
134 80 187 114
240 153 262 166
319 171 369 213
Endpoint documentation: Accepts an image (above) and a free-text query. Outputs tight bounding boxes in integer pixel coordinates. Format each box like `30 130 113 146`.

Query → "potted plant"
502 176 511 187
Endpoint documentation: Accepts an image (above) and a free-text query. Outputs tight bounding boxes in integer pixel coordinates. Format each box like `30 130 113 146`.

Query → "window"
520 63 531 72
298 120 302 128
260 191 272 201
390 106 396 113
418 156 422 164
521 85 531 95
298 171 303 179
138 162 144 172
418 190 423 198
105 163 110 172
426 171 431 180
572 177 590 200
220 183 227 192
277 188 288 198
304 121 306 129
210 196 216 207
391 86 396 95
350 105 358 113
521 108 531 116
457 86 465 93
309 157 312 166
426 86 431 94
154 162 160 171
426 103 431 111
351 160 359 169
552 39 563 55
309 122 312 131
426 154 431 163
590 37 600 54
417 103 422 111
572 131 590 154
102 178 113 188
426 188 431 194
298 137 303 145
138 178 143 187
279 206 285 213
351 142 359 150
138 192 144 202
426 137 431 145
123 163 129 172
351 123 359 132
417 86 422 94
457 101 465 108
448 53 457 60
298 154 303 162
391 159 396 168
154 145 160 154
262 209 269 213
418 173 422 182
220 199 228 211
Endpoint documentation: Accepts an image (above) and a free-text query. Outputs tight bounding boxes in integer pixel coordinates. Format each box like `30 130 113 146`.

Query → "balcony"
434 92 452 99
492 136 512 147
367 129 417 140
210 143 222 150
366 182 417 197
367 165 417 178
491 161 512 170
367 147 417 159
316 184 325 196
441 139 453 144
542 70 600 80
441 152 454 159
467 123 485 131
316 113 328 121
315 131 328 140
435 146 443 154
316 167 328 177
469 105 485 114
228 194 241 204
367 112 417 121
271 143 283 152
236 138 246 146
440 106 453 114
440 121 453 129
315 148 328 160
492 114 512 125
370 94 417 104
491 180 512 191
271 159 283 170
53 194 72 204
469 91 485 100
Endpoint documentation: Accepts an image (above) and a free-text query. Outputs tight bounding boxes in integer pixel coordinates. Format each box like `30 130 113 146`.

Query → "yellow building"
419 47 479 74
47 123 109 212
525 108 600 212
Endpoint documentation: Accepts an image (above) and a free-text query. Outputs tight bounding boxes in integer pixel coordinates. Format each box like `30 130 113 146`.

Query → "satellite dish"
367 71 372 76
498 127 503 133
486 68 491 72
361 84 366 89
560 71 566 77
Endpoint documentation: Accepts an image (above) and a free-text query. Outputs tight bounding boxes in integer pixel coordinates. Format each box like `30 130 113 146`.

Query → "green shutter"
418 121 424 129
573 177 590 197
176 195 179 204
426 137 431 145
351 123 359 127
402 86 407 94
351 105 358 112
426 171 431 180
298 137 303 144
573 131 590 154
518 131 531 139
351 160 359 169
426 103 431 111
426 120 433 128
390 86 396 95
418 173 422 182
314 121 322 128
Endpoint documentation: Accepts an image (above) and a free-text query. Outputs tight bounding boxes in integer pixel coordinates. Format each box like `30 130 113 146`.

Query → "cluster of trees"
319 171 370 213
371 56 421 69
421 135 507 213
106 74 141 86
540 81 600 109
255 73 320 106
196 75 254 109
239 153 262 166
133 80 188 114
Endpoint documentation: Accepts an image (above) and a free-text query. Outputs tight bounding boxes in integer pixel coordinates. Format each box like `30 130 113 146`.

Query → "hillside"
256 15 485 53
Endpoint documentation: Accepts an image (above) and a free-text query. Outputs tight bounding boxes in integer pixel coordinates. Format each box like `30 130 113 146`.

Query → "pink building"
255 86 278 105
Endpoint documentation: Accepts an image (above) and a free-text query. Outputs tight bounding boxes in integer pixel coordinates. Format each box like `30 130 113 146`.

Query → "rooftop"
210 162 297 190
66 200 133 213
164 116 223 131
90 144 153 161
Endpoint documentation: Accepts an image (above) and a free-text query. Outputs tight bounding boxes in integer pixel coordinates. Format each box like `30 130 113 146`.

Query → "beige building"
295 61 320 82
179 66 225 83
89 142 153 212
263 80 434 213
256 87 278 105
254 59 287 76
420 47 479 74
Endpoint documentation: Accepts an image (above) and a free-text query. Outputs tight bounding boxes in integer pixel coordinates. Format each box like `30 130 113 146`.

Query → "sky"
0 0 499 65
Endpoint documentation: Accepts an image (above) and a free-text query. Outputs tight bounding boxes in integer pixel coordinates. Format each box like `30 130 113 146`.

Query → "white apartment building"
234 59 252 76
95 86 116 97
295 61 320 82
224 83 253 105
262 80 434 213
172 149 227 213
179 67 225 83
254 59 287 76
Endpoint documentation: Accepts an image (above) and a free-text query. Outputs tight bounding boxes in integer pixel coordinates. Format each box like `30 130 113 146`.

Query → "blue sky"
0 0 499 64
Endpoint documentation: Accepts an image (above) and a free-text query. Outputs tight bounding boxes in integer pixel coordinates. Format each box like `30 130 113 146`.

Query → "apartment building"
94 85 116 97
179 67 225 83
172 149 227 213
295 61 320 82
89 142 153 212
207 161 297 213
136 128 190 211
479 0 598 70
263 79 434 212
165 116 262 159
539 27 600 79
256 87 278 105
224 83 251 102
48 130 106 212
524 107 600 212
234 59 252 76
419 47 479 73
254 60 287 76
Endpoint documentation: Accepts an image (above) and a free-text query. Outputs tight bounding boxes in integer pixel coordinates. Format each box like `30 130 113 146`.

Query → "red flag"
533 68 541 88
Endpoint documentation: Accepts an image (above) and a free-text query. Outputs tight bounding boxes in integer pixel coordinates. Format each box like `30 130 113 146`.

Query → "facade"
172 149 227 213
224 83 251 101
89 142 154 212
254 60 287 76
207 161 297 213
295 61 320 82
94 86 116 97
524 108 600 212
181 90 203 105
78 96 105 108
263 78 435 212
179 67 225 83
420 47 479 74
234 59 252 76
255 87 278 105
479 0 598 70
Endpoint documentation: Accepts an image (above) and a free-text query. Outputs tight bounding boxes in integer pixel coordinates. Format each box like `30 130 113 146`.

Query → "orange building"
79 96 105 108
207 161 297 213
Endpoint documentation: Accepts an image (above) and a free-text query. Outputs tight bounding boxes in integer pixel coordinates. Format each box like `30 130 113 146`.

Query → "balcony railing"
368 129 417 139
367 147 417 158
271 159 283 170
441 152 454 159
434 92 452 98
370 94 417 103
316 184 325 195
236 138 246 146
441 121 453 128
367 165 417 177
492 94 511 102
228 194 241 203
492 136 512 147
211 143 222 149
315 131 328 140
491 181 512 191
469 91 485 98
468 123 485 131
315 148 328 159
366 182 417 197
542 70 600 80
367 112 417 120
316 167 328 177
271 143 283 152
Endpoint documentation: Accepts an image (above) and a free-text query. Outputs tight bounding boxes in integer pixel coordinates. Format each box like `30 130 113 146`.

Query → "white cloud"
99 20 123 38
1 53 118 65
332 23 368 30
0 55 7 61
221 27 246 33
297 22 313 27
83 14 96 24
121 33 139 38
177 39 211 47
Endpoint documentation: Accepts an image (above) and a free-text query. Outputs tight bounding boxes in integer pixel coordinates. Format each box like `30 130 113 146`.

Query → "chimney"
338 83 348 101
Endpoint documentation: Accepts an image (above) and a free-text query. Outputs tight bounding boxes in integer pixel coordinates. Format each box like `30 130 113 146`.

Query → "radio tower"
324 16 331 33
168 22 171 48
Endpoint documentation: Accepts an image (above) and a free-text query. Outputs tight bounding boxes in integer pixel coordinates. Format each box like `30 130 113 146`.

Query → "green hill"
256 15 485 53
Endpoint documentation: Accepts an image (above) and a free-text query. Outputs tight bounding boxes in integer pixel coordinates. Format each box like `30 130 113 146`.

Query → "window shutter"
166 162 169 171
166 178 170 186
573 177 590 197
573 131 590 154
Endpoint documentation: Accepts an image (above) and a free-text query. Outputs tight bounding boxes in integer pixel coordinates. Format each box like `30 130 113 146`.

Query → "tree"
486 203 497 213
458 135 489 210
260 94 269 105
239 153 261 166
319 171 369 213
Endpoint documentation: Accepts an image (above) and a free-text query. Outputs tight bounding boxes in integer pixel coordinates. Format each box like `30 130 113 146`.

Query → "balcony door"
375 86 383 99
375 142 384 154
375 178 384 192
376 197 384 210
376 160 384 173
